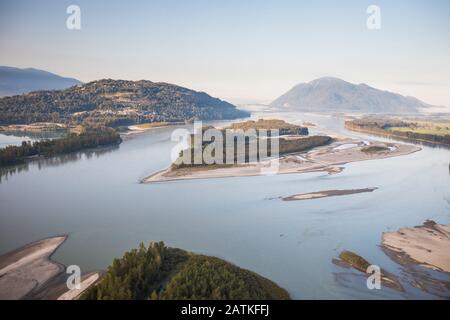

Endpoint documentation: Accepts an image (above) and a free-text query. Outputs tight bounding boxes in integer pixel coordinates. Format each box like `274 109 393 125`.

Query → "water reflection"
0 145 119 182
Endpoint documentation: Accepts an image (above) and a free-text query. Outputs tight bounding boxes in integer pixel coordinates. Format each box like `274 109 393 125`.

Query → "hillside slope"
0 79 249 125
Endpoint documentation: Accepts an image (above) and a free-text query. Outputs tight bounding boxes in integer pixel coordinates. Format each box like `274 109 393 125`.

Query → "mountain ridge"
0 66 82 97
270 77 434 113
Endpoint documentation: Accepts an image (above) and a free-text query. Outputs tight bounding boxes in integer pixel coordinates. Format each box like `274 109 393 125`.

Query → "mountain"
270 77 433 113
0 66 82 97
0 79 250 125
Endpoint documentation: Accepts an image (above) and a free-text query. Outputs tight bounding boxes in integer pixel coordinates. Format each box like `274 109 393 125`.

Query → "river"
0 109 449 299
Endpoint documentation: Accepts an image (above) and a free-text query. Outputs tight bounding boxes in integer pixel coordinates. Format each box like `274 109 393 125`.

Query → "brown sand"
0 236 67 300
283 188 377 201
382 220 450 273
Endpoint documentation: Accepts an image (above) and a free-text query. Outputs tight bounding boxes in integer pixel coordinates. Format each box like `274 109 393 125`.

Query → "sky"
1 0 449 106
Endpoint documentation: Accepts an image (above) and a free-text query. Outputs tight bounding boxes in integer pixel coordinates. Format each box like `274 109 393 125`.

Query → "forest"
0 126 121 167
81 242 290 300
172 126 332 169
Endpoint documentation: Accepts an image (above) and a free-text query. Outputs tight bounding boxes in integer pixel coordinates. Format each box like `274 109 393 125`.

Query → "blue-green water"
0 111 449 299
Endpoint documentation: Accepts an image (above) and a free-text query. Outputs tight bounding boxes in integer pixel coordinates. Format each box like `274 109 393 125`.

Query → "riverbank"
142 138 421 183
345 119 450 148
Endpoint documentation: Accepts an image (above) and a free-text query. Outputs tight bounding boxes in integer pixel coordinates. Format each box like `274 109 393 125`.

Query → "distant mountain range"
0 66 82 97
270 77 434 113
0 78 249 125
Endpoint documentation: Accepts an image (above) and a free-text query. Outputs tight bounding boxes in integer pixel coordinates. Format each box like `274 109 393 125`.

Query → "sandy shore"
57 272 101 300
0 236 101 300
382 220 450 273
122 122 185 137
143 138 421 183
283 188 377 201
0 236 67 300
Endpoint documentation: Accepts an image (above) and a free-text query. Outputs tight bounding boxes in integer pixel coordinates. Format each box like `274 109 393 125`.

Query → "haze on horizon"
0 0 449 107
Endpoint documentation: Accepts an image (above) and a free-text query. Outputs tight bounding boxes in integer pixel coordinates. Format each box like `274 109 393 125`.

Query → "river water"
0 110 449 299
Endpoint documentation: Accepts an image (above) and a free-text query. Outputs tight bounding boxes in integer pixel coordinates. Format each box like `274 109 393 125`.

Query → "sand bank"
0 236 67 300
382 220 450 273
283 188 377 201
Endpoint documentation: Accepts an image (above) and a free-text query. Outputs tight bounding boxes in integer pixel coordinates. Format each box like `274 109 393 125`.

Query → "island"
143 119 421 183
333 250 404 292
333 220 450 297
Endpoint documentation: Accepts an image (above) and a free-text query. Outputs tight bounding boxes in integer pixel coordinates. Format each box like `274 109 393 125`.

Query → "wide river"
1 109 449 299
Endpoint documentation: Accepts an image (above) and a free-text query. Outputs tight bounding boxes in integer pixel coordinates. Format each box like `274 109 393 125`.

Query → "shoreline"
122 122 185 137
0 236 101 300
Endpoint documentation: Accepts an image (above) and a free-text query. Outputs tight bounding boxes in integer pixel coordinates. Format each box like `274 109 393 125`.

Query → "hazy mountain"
270 77 433 113
0 66 82 97
0 79 249 125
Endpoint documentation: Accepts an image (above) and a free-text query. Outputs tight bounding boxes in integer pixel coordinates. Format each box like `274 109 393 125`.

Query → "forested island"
0 126 121 167
0 79 249 126
81 242 290 300
172 119 331 170
345 117 450 147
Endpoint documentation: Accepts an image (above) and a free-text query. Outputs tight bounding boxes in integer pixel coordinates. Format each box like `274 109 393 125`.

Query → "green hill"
81 242 290 300
0 79 249 126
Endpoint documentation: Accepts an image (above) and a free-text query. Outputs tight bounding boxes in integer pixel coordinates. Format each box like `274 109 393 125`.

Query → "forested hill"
81 242 290 300
0 79 250 126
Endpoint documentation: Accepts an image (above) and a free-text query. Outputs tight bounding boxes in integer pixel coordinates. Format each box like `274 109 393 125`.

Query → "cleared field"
388 121 450 136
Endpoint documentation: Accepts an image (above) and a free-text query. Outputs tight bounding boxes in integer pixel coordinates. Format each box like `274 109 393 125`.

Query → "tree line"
0 126 121 167
81 242 290 300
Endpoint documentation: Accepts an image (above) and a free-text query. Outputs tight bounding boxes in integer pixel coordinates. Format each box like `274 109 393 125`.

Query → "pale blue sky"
1 0 449 106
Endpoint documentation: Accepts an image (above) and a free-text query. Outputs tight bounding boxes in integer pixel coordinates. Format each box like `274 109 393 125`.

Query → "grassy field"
388 121 450 136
